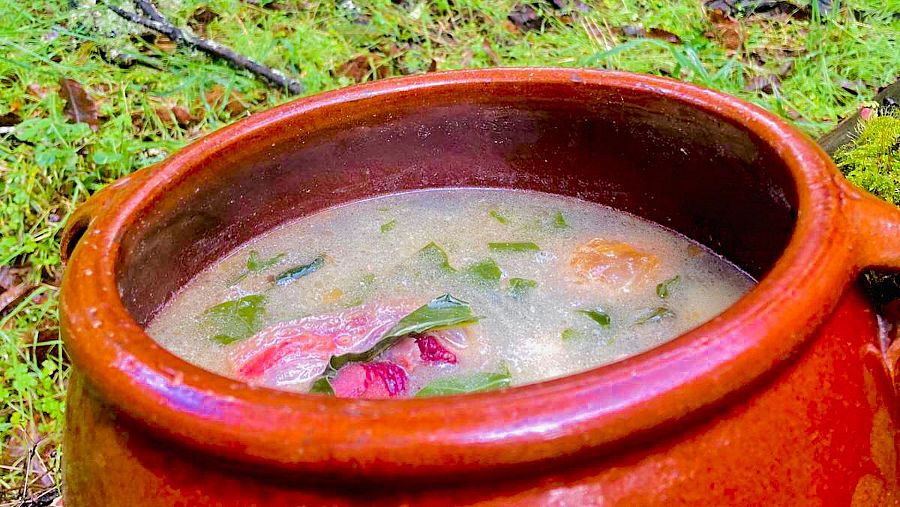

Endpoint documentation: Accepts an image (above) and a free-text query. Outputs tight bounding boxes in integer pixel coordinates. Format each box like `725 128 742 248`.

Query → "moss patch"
835 111 900 205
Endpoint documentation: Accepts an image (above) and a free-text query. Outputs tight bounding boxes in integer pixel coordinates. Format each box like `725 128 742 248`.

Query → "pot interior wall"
118 83 798 326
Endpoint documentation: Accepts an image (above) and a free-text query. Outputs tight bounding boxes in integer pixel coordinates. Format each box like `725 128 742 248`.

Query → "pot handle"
843 184 900 386
847 189 900 272
61 164 159 263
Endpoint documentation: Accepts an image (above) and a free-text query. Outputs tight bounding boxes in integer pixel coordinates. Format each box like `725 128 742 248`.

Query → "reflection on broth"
147 189 755 398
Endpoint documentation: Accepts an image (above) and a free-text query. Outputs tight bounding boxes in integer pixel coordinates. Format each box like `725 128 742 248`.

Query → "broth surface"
148 188 754 396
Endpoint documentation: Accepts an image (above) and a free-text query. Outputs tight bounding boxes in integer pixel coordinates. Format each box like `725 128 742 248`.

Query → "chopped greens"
466 258 502 283
634 307 675 325
309 377 335 395
552 211 570 229
561 328 583 341
578 308 611 327
247 251 285 272
488 242 540 252
508 277 537 297
275 255 325 286
656 276 680 299
227 250 285 286
488 209 508 224
342 297 365 308
418 242 456 273
203 295 267 344
380 219 397 233
415 367 511 397
327 294 479 371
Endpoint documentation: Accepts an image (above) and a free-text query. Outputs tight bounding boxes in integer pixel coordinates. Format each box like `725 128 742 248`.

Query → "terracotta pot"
60 69 900 506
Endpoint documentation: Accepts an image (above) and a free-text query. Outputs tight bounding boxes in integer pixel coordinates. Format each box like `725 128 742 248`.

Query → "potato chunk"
570 239 659 292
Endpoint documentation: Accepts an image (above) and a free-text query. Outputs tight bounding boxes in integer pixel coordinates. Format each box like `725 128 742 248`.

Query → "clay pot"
60 69 900 505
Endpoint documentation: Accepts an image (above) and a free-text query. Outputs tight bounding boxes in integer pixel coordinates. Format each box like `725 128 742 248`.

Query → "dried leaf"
0 282 34 313
744 74 780 94
775 59 794 78
704 0 817 20
3 425 55 491
188 6 220 37
59 78 99 131
460 48 474 67
27 83 49 99
705 9 744 51
508 4 543 32
130 110 145 131
481 38 502 65
619 25 682 44
647 27 682 44
172 105 195 126
0 111 21 127
548 0 589 12
155 35 178 53
0 266 16 290
337 55 372 83
205 85 248 116
156 104 197 128
378 42 405 58
427 59 438 73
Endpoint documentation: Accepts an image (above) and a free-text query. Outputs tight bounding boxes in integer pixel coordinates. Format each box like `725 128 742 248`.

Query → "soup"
148 188 754 398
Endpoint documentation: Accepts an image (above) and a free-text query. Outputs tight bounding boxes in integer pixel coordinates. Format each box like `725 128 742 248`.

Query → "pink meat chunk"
416 335 458 364
227 300 468 395
331 362 408 399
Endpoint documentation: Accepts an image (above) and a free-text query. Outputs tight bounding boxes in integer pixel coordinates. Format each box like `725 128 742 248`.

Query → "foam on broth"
148 188 754 395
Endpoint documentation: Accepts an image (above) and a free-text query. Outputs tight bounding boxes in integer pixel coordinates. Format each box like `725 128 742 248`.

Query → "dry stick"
105 1 303 94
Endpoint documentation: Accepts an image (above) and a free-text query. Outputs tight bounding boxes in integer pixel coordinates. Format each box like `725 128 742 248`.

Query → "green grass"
1 0 898 502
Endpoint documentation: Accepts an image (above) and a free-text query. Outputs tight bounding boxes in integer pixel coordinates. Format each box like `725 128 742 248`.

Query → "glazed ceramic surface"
60 69 900 506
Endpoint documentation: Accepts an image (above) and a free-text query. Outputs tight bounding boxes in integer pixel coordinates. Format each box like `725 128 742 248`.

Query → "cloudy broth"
148 188 754 398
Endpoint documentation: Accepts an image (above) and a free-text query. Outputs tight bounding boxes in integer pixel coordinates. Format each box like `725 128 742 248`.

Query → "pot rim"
61 68 854 478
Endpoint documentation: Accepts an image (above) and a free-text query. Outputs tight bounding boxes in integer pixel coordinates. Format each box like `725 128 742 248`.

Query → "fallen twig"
104 0 303 94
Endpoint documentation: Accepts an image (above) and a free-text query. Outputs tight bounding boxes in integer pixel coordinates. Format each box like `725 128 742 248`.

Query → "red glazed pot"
60 69 900 506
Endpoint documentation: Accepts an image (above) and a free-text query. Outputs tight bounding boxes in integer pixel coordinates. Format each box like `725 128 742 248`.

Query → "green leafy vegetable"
327 294 479 371
342 298 365 308
466 258 502 283
380 219 397 233
203 295 267 344
309 377 335 395
228 250 285 285
552 211 570 229
417 242 456 273
415 368 511 397
248 251 285 271
561 328 583 341
488 242 540 252
633 307 675 325
488 209 508 224
656 275 680 299
508 277 537 297
578 308 611 327
275 255 325 286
